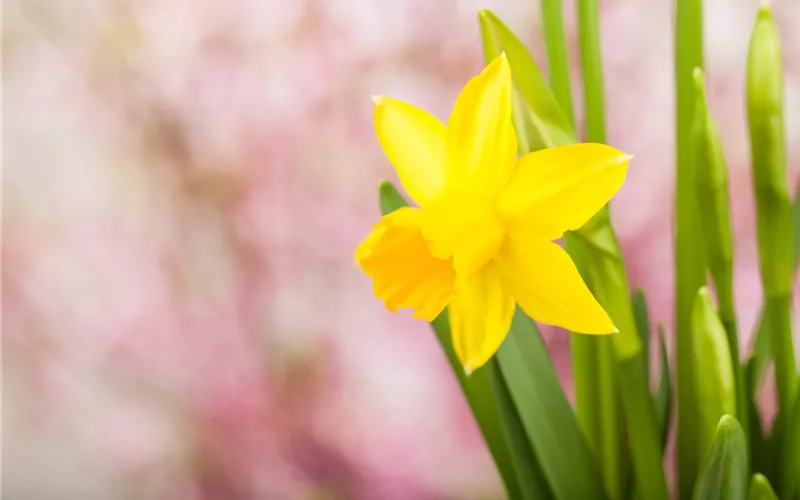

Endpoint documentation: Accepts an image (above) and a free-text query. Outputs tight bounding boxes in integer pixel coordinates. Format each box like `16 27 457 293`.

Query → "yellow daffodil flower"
356 53 631 374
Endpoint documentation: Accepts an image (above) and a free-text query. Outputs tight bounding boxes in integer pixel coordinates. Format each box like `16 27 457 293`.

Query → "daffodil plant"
356 3 799 499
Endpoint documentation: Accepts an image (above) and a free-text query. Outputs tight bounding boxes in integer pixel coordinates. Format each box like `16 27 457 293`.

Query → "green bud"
693 415 748 500
746 3 793 297
691 288 737 464
692 68 734 312
748 474 777 500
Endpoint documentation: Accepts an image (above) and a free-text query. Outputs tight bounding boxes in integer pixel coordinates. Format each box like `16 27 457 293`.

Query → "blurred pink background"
3 0 799 498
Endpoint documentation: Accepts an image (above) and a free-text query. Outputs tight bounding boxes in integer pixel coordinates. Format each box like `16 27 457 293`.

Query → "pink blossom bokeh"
3 0 799 498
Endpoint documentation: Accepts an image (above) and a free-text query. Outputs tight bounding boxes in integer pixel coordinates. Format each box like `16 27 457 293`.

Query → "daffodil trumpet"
356 54 631 374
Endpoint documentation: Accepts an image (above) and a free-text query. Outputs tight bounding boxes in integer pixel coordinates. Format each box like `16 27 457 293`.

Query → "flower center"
420 193 505 288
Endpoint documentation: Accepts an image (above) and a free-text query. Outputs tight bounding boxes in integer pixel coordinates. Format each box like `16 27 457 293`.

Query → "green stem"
765 295 797 411
540 0 575 130
573 336 621 499
717 287 749 445
572 2 620 498
675 0 705 495
577 0 605 143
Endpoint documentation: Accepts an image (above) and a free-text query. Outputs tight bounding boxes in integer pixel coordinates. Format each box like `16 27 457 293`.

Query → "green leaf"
379 181 551 499
748 474 778 500
693 415 748 500
497 310 607 500
655 325 672 453
746 378 770 482
478 9 575 151
632 289 652 380
615 353 669 500
675 0 706 495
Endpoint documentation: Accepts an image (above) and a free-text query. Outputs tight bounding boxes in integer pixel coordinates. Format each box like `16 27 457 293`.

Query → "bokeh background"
3 0 799 498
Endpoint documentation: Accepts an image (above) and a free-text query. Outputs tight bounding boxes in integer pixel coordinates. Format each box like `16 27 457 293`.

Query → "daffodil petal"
448 263 515 374
420 193 505 288
496 232 616 334
497 143 630 239
373 97 447 207
356 207 455 321
446 54 517 197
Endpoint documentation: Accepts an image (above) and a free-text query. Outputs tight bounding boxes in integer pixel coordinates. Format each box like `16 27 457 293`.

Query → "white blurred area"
3 0 799 498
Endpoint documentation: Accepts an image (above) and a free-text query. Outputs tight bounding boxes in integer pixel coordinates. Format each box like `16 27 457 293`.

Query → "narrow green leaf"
655 325 672 453
690 288 738 470
633 289 652 380
745 366 773 490
379 182 551 500
478 9 574 151
675 0 707 494
615 354 669 500
497 310 607 500
626 295 668 500
747 2 796 412
540 0 575 129
748 474 778 500
693 415 748 500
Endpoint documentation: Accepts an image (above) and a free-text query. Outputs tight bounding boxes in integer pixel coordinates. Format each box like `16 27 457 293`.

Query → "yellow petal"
496 231 616 334
446 54 517 198
355 207 456 321
420 193 505 288
448 263 515 374
497 143 631 239
373 96 447 207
